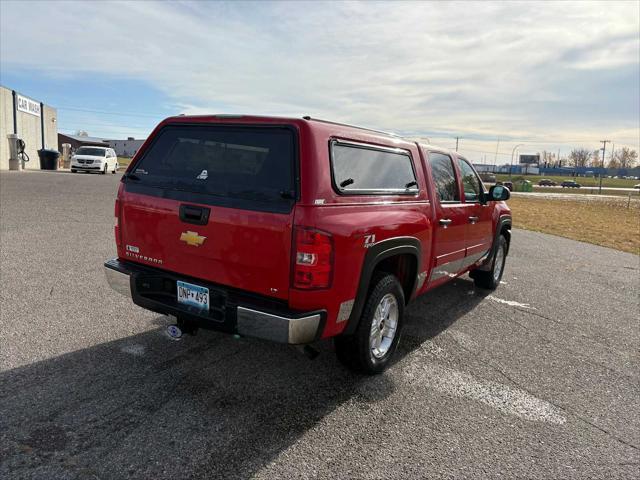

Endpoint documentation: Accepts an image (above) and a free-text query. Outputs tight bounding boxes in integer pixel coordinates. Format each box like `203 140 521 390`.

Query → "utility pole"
455 137 459 152
599 140 610 195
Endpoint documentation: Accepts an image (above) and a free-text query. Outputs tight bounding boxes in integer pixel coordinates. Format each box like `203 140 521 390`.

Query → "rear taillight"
114 198 121 246
293 227 333 289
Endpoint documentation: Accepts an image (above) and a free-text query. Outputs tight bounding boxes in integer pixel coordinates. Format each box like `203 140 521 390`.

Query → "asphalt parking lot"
1 170 638 479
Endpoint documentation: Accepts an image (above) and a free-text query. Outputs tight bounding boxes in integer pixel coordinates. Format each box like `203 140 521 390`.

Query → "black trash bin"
38 149 60 170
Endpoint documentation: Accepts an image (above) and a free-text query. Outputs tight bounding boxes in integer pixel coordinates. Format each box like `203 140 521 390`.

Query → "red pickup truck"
105 115 511 373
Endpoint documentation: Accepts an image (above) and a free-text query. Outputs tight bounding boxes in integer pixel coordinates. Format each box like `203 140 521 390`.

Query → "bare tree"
568 148 591 168
611 147 638 169
75 130 89 137
540 150 556 165
590 150 601 167
607 156 620 169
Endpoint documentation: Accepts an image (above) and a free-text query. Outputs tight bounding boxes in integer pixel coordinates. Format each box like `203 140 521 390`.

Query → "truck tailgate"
117 124 297 300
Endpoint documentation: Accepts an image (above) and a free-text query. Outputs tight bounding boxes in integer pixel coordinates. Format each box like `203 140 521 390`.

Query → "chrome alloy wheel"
493 243 505 282
370 293 399 359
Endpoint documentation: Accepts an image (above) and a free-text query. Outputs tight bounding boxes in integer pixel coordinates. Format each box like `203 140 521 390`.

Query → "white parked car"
71 147 118 174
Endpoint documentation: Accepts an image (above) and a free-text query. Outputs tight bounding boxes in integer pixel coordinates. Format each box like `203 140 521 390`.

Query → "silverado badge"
180 231 206 247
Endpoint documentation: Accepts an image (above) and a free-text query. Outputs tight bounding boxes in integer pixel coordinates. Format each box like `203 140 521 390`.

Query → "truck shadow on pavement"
1 278 489 480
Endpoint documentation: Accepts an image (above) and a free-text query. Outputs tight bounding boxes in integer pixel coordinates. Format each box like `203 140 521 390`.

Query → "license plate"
177 280 209 311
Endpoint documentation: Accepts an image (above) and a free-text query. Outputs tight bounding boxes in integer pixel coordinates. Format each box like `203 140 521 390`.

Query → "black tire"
335 273 405 374
472 235 507 290
71 169 77 173
102 164 107 175
112 164 117 174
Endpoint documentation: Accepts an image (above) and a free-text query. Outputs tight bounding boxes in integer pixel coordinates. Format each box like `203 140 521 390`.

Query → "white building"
105 137 145 157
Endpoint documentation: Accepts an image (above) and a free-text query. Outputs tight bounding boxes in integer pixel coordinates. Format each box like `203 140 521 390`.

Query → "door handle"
179 204 211 225
468 216 479 224
439 218 453 228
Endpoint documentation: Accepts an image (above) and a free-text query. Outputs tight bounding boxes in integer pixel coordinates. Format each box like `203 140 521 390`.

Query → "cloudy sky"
1 0 638 163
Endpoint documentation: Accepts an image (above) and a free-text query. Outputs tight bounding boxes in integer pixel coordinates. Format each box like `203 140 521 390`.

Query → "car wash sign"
17 95 41 117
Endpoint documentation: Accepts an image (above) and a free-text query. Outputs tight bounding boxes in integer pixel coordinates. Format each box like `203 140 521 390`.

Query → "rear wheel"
335 273 405 374
472 235 507 290
112 163 117 174
102 164 107 175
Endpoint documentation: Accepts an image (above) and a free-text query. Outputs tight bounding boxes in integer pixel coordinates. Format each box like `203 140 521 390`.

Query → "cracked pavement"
1 171 639 479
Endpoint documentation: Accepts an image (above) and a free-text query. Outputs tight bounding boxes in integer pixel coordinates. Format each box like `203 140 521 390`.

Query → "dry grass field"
117 157 133 167
508 196 640 254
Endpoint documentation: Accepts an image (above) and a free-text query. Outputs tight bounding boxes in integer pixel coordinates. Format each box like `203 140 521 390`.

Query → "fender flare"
494 216 512 255
343 237 421 335
477 216 511 272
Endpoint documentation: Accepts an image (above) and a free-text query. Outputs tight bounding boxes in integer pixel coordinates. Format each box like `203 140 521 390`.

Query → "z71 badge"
364 234 376 248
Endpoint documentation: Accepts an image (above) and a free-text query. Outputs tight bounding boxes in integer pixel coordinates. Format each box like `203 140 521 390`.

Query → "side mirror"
488 184 510 202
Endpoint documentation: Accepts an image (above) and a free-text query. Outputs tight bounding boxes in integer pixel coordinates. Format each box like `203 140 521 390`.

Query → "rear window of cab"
330 140 418 195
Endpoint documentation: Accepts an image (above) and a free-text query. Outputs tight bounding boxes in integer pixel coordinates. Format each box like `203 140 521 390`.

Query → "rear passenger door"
456 157 493 264
425 151 467 284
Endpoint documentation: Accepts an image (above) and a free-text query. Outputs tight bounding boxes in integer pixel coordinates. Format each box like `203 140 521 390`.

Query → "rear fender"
343 237 421 335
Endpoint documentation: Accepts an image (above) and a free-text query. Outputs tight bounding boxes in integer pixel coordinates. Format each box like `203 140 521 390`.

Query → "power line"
58 118 154 129
55 107 639 157
57 106 171 118
55 104 639 148
58 127 150 138
458 146 512 157
58 125 148 132
443 137 638 150
55 106 638 146
407 127 638 146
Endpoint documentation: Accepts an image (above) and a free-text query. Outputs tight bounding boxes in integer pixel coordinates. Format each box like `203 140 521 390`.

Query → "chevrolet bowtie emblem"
180 231 206 246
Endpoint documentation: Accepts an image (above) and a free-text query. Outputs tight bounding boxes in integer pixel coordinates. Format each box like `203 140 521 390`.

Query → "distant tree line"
606 147 638 169
538 147 638 169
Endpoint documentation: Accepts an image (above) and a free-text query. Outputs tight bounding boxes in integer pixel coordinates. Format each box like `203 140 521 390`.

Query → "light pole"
599 140 610 195
510 144 524 179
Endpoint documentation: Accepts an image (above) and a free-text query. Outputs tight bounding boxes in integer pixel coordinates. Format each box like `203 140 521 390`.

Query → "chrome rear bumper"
236 307 321 344
104 258 322 344
104 264 132 296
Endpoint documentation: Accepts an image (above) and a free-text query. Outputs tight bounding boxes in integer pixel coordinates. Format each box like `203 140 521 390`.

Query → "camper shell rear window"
126 124 297 213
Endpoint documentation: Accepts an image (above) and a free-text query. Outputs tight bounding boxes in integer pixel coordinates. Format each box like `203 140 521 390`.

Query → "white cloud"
1 0 638 157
